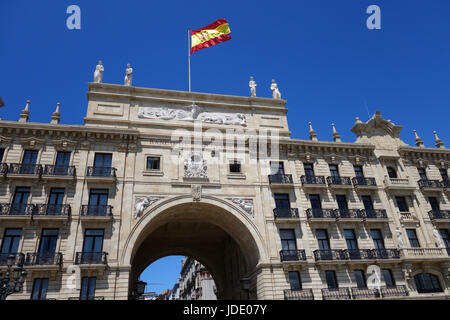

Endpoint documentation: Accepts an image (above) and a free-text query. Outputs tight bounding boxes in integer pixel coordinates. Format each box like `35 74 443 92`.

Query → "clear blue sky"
1 1 450 292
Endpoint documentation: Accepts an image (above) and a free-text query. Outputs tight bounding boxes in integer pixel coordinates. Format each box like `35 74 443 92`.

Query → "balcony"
321 288 351 300
380 285 409 298
342 249 374 260
326 176 353 188
279 249 307 262
300 175 326 188
0 203 35 220
34 204 71 221
351 287 380 299
384 177 415 191
75 252 108 265
371 249 401 260
400 248 450 261
268 174 293 187
306 208 337 221
442 179 450 191
352 177 377 189
43 165 76 179
336 209 365 221
68 296 105 300
313 249 345 261
0 163 8 176
0 253 24 266
284 289 314 300
80 205 113 221
273 208 299 221
418 179 442 191
86 166 117 183
7 163 43 177
25 252 62 267
428 210 450 221
362 209 389 221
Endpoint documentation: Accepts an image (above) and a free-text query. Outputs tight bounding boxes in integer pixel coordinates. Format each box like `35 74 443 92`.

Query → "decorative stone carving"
396 227 405 248
231 198 254 217
191 185 202 202
94 61 104 83
134 196 161 219
249 76 257 97
184 152 207 178
137 103 246 126
124 64 133 86
270 79 281 99
433 226 444 248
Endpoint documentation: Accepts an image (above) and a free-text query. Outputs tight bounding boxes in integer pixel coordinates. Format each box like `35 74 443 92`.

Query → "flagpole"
188 28 191 92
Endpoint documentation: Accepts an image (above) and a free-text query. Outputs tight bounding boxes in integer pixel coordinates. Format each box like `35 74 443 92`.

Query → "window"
94 153 112 168
81 229 104 264
270 161 284 175
371 229 385 249
288 271 302 290
229 160 241 173
414 273 442 293
329 165 339 178
21 150 38 174
274 193 290 209
439 169 449 181
11 187 30 214
280 229 297 251
88 189 109 214
428 197 440 212
325 270 338 289
38 229 58 263
417 168 427 180
344 229 358 250
387 167 397 179
336 195 348 213
0 148 5 162
31 278 49 300
362 195 374 211
303 163 314 177
395 196 409 212
354 165 364 178
80 277 97 300
406 229 420 248
47 188 65 215
439 229 450 250
309 194 321 209
316 229 330 250
0 229 22 260
382 269 396 287
354 270 367 289
54 151 71 175
146 156 161 170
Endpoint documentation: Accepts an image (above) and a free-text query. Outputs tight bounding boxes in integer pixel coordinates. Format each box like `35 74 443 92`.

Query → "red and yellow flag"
190 19 231 54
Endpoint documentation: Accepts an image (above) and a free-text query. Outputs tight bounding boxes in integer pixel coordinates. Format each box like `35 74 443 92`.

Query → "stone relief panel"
184 152 207 178
134 196 162 219
230 198 254 217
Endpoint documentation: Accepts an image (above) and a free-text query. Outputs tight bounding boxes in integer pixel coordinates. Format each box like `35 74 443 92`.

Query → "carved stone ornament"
192 185 202 202
231 198 254 217
184 152 207 178
137 103 246 126
134 196 161 219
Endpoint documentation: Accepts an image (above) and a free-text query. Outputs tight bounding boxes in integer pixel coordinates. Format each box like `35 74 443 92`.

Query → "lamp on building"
0 253 27 300
136 280 147 296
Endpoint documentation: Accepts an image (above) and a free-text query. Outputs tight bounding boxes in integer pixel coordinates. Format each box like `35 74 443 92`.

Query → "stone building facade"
0 81 449 300
179 257 217 300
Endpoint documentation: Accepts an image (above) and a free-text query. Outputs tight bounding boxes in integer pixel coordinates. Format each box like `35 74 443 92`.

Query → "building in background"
140 292 157 300
178 257 217 300
156 289 171 300
168 283 180 300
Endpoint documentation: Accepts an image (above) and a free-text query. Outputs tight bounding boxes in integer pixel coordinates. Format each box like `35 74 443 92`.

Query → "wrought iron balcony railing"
25 252 62 266
8 163 43 176
352 177 377 187
442 179 450 189
35 204 71 217
342 249 374 260
336 209 365 219
371 248 400 259
0 203 36 216
313 249 346 261
81 205 113 217
301 175 326 185
43 165 76 177
362 209 388 219
268 174 293 184
0 253 25 266
283 289 314 300
326 176 352 187
0 163 8 176
68 296 105 300
380 285 409 297
306 208 338 219
86 166 117 178
418 179 442 189
428 210 450 220
280 249 307 262
75 252 108 265
322 288 351 300
351 287 380 299
273 208 299 219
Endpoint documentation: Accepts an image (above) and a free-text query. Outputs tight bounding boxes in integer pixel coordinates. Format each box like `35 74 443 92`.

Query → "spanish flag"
190 19 231 54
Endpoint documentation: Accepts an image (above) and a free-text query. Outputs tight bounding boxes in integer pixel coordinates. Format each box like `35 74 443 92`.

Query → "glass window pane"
325 270 338 289
288 271 301 290
382 269 395 287
354 270 367 289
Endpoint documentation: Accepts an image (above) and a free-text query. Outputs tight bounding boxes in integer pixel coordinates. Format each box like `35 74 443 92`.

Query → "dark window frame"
146 156 161 170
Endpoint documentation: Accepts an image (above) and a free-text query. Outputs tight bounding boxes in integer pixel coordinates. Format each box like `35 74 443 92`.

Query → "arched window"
414 273 443 293
387 167 397 179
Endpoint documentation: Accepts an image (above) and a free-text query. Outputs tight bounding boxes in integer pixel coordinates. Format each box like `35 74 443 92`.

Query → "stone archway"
122 196 266 299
